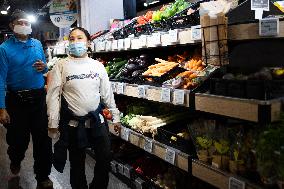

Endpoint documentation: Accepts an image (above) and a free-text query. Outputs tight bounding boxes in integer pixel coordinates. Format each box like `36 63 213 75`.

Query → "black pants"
5 89 52 182
67 126 111 189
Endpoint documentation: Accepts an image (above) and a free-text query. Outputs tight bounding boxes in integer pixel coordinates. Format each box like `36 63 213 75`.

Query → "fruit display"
182 58 205 71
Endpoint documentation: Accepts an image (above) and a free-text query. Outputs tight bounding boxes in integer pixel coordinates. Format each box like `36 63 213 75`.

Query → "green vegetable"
152 11 162 21
113 60 127 70
196 136 213 150
214 140 230 155
105 66 110 75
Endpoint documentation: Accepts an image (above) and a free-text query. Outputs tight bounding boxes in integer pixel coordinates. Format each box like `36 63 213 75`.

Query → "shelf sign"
165 148 176 165
111 82 117 93
118 39 124 50
161 88 171 103
229 177 245 189
135 178 145 189
49 0 78 28
116 83 125 94
121 127 130 141
144 138 153 153
137 86 147 98
251 0 269 11
168 30 178 43
259 18 279 36
174 90 185 105
191 25 202 41
124 38 131 49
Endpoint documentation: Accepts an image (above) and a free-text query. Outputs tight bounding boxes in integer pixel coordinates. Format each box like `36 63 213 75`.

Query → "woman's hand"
48 128 60 139
33 60 46 72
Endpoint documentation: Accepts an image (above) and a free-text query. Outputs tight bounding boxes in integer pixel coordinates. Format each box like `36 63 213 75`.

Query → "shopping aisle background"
0 127 130 189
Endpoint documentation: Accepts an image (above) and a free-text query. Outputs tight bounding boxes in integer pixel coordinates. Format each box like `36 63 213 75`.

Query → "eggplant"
134 57 141 64
126 63 139 71
121 68 131 76
128 58 135 64
138 59 148 68
139 54 149 61
132 70 144 77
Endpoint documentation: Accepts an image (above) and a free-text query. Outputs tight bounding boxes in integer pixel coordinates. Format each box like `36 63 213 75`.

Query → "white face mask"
13 25 32 35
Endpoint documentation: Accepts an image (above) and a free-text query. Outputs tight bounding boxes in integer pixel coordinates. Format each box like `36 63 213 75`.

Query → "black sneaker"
8 176 23 189
36 178 53 189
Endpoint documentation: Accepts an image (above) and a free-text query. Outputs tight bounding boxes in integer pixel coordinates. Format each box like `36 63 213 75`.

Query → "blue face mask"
68 42 88 57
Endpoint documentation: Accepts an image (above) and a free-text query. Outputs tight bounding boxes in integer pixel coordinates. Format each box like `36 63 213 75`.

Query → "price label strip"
144 138 153 153
116 83 125 94
121 127 130 141
168 30 178 43
152 33 161 45
106 41 112 51
135 178 145 189
165 148 176 165
137 86 147 98
111 82 117 93
161 88 171 103
174 90 185 105
118 39 124 50
124 38 131 49
259 18 279 36
112 40 118 50
140 36 147 47
229 177 245 189
191 25 202 41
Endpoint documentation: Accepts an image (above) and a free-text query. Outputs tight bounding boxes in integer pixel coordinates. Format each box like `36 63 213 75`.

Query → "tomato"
106 114 112 120
103 109 110 116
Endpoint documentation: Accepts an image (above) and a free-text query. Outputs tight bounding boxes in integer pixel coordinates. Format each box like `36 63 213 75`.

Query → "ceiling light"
144 3 148 7
6 6 10 10
27 15 37 23
1 10 7 14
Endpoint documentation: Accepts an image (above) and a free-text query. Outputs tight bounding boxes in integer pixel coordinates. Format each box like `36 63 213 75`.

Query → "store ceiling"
0 0 50 32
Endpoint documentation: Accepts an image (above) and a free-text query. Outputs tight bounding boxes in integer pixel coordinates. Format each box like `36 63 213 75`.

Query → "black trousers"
5 89 52 182
67 126 111 189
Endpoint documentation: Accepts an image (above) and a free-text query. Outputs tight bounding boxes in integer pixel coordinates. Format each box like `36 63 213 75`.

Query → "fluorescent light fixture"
7 6 10 10
149 0 159 5
27 15 36 23
144 2 148 7
1 10 8 14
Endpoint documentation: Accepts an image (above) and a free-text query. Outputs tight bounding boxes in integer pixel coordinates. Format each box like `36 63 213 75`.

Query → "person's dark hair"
9 9 28 23
69 27 91 41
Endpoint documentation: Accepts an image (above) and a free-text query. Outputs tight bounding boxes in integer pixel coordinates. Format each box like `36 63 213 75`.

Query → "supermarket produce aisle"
0 126 130 189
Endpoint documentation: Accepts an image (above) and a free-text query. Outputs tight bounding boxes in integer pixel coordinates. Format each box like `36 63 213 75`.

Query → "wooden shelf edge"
108 124 189 172
228 20 284 41
195 93 282 122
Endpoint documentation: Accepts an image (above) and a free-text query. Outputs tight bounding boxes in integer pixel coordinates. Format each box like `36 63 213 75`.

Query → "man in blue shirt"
0 10 53 189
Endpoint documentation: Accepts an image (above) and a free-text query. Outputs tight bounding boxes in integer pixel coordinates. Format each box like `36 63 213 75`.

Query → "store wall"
80 0 124 34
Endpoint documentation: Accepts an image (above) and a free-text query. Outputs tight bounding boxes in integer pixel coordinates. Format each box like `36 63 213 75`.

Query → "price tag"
124 38 131 49
117 163 124 175
137 86 146 98
161 88 171 103
152 33 161 45
144 138 153 153
106 41 112 51
121 127 130 141
112 40 118 50
123 164 133 178
259 18 279 36
111 82 117 93
135 178 145 189
118 39 124 50
251 0 269 11
168 30 178 43
110 161 117 173
140 35 147 47
116 83 125 94
174 90 185 105
99 41 106 51
191 25 201 41
165 148 176 165
229 177 245 189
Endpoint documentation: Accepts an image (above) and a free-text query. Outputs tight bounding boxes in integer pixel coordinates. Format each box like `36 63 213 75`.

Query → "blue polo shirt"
0 36 47 108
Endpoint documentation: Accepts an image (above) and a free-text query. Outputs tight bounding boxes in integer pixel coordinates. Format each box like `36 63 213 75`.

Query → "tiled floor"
0 127 129 189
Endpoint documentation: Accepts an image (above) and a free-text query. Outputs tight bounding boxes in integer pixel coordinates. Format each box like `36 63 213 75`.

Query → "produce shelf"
111 82 192 107
109 124 190 172
195 93 282 123
228 20 284 41
192 160 261 189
